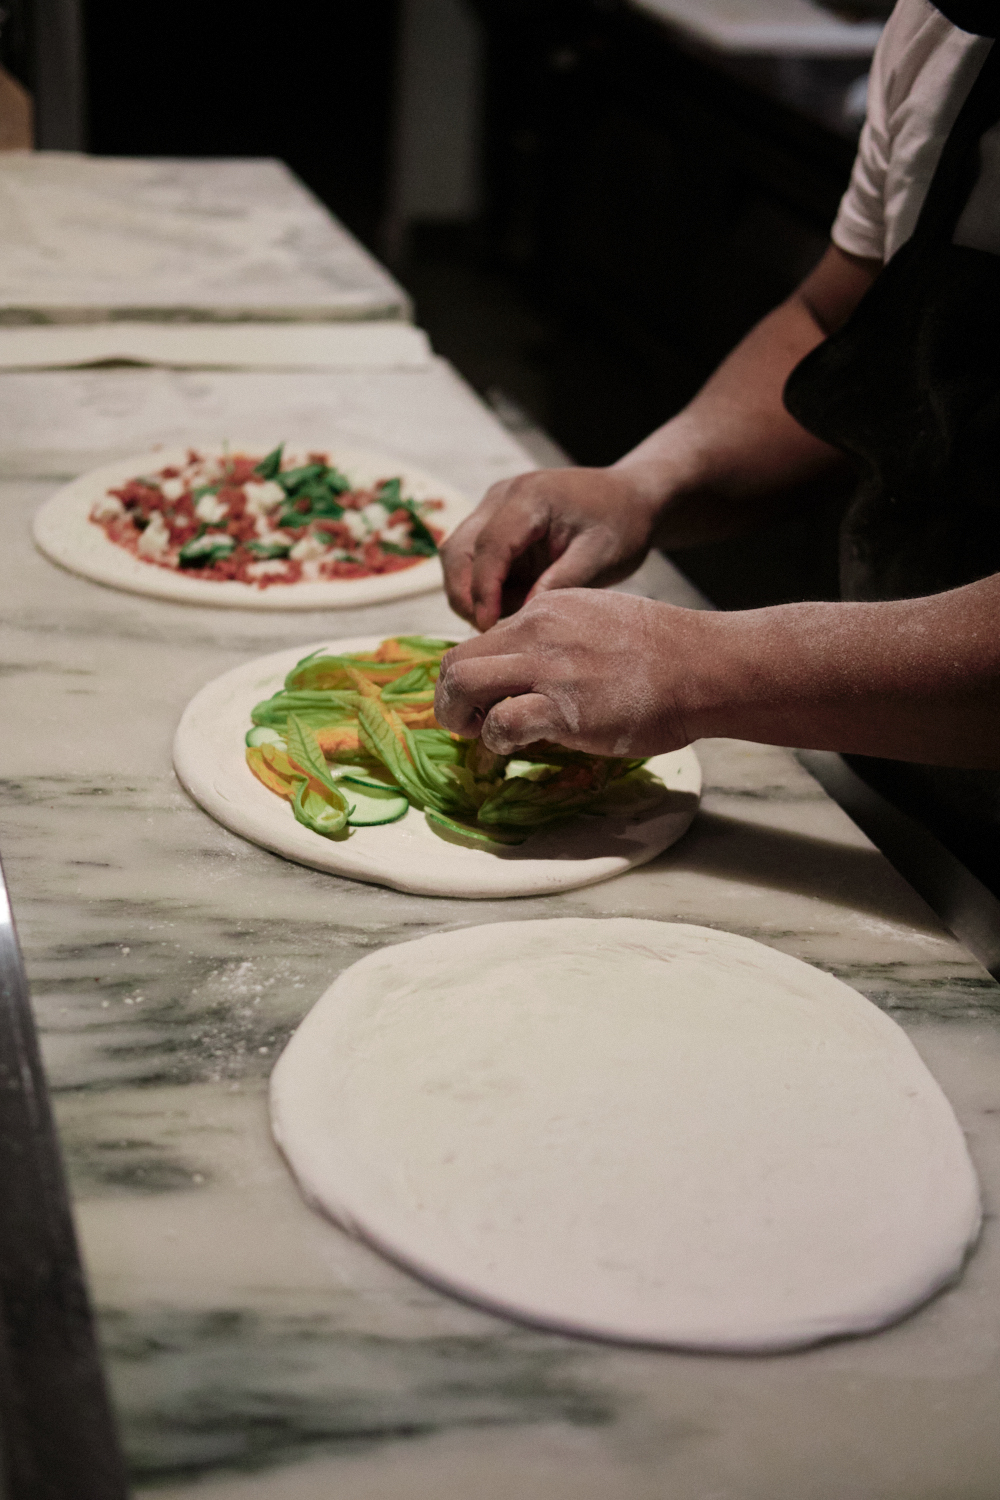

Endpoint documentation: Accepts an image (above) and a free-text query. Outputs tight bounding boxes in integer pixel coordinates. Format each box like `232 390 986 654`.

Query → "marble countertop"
629 0 882 56
1 366 999 1499
0 155 409 324
0 321 433 373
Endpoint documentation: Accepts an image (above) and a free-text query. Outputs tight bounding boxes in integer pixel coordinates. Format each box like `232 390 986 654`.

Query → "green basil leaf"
246 538 292 559
254 444 285 480
278 463 326 492
376 477 402 509
179 533 236 566
402 503 439 554
324 466 352 495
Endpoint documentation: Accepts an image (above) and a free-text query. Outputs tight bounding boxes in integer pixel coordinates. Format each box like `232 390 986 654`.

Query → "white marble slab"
0 366 998 1498
0 154 410 323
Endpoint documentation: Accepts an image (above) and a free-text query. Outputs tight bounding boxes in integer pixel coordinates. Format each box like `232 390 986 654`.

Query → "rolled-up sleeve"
831 30 892 261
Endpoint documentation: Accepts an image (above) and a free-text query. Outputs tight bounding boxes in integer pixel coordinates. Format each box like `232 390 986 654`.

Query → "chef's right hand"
440 466 663 632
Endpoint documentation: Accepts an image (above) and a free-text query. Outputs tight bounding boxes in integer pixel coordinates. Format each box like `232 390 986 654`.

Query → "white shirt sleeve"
830 8 898 261
830 0 991 263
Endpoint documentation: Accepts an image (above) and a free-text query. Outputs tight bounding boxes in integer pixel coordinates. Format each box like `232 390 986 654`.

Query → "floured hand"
437 574 1000 769
434 590 697 758
439 467 664 631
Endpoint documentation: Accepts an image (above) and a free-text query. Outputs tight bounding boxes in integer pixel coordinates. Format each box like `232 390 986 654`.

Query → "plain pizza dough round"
173 637 702 899
271 918 981 1352
33 443 473 609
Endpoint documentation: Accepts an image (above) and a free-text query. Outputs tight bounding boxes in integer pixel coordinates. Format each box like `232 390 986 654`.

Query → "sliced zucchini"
343 784 409 826
339 768 400 793
245 725 286 748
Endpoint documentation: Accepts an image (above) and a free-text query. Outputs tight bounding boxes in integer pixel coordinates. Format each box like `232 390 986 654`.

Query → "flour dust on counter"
271 918 981 1353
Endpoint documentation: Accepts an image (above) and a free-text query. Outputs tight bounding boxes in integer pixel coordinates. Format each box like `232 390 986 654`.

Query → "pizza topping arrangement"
245 635 667 847
89 445 445 587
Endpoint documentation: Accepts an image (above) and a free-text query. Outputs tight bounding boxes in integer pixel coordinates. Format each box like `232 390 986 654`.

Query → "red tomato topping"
227 457 258 484
90 450 440 588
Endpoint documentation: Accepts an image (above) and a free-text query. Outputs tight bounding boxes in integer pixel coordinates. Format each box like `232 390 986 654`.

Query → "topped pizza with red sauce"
90 444 445 589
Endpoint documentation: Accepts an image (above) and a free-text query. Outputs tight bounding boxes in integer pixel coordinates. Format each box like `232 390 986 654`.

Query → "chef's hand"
435 590 697 757
440 467 663 632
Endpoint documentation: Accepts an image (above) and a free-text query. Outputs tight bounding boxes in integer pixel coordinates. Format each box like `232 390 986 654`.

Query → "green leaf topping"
246 538 292 559
424 809 528 848
376 478 402 509
291 778 349 839
399 503 438 556
375 479 438 555
179 533 236 566
246 637 657 849
254 444 285 480
284 714 341 794
356 700 429 808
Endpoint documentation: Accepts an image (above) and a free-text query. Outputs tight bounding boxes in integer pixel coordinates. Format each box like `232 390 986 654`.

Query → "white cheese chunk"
361 502 388 532
160 478 186 502
137 512 171 557
289 533 327 562
380 521 412 549
343 509 373 543
195 491 228 524
243 479 285 516
256 528 294 549
246 559 290 578
93 494 124 521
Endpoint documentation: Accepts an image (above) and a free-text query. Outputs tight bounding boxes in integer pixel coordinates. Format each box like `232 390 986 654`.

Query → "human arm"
433 577 1000 770
442 246 881 631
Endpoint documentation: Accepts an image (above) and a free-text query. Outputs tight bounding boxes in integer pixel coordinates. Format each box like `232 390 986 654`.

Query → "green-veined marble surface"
1 367 998 1500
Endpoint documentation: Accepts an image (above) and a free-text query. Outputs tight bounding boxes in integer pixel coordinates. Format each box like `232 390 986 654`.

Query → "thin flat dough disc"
33 443 473 609
173 638 702 899
270 918 982 1351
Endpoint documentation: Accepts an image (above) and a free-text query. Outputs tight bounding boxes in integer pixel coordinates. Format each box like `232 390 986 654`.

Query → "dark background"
82 1 402 253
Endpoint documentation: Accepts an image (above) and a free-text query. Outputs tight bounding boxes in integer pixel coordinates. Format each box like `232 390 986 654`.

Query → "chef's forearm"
677 575 1000 769
612 247 879 550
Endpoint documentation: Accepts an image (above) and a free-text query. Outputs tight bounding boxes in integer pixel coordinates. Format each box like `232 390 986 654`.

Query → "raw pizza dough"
33 444 473 609
173 638 702 899
271 919 981 1352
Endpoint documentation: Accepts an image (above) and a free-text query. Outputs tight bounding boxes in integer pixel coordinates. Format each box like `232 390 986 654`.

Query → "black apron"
782 11 1000 891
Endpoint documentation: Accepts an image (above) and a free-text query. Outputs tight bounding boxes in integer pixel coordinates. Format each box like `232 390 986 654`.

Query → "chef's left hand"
435 590 697 757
